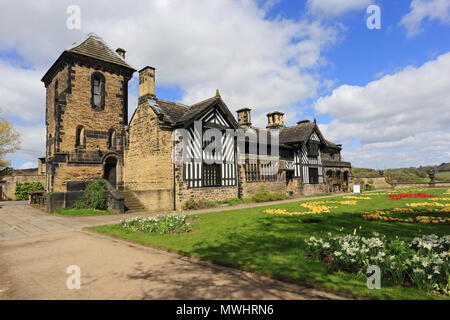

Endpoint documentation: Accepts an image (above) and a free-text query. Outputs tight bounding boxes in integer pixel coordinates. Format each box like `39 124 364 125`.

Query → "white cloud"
0 0 343 165
400 0 450 37
0 62 45 122
315 52 450 168
0 0 339 113
7 124 46 163
19 161 36 169
307 0 373 17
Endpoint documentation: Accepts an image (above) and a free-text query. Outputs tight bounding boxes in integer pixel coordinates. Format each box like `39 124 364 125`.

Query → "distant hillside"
353 163 450 183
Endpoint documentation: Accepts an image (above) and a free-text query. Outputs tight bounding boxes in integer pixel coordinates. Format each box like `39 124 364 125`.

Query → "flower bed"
120 215 192 234
305 233 450 293
387 193 437 200
361 207 450 224
264 200 357 216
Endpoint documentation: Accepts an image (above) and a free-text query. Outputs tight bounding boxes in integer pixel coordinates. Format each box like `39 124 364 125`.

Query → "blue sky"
0 0 449 169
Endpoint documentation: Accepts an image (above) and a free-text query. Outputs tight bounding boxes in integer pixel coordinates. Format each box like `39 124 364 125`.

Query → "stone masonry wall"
1 174 46 200
46 62 127 192
124 102 174 191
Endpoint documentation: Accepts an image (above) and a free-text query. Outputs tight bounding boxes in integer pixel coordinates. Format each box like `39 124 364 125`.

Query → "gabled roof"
279 122 341 149
142 94 239 129
67 33 136 70
178 95 220 123
279 122 315 144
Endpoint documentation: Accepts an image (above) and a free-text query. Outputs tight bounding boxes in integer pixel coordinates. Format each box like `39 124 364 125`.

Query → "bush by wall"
15 182 44 200
73 179 107 210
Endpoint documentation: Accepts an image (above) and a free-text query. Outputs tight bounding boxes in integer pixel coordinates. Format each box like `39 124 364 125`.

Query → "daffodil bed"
90 187 450 300
305 233 450 294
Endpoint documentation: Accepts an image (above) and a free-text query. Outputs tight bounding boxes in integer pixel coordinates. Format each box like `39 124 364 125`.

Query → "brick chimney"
266 111 284 129
236 108 252 127
139 66 156 101
116 48 126 59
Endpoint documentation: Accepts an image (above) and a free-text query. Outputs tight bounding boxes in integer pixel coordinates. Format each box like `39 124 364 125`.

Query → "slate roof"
144 95 231 126
279 122 341 148
177 95 220 123
155 99 189 123
42 33 136 84
67 33 136 70
279 122 315 144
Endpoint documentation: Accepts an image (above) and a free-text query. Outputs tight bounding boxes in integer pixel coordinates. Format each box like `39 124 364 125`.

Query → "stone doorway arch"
104 156 118 187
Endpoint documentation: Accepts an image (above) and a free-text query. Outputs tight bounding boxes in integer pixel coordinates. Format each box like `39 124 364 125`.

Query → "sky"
0 0 449 170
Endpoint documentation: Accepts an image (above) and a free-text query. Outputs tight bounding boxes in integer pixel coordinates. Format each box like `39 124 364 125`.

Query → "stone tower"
41 33 136 192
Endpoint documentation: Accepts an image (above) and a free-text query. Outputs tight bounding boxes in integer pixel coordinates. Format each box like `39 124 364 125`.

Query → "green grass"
436 171 450 181
89 188 450 300
54 208 115 216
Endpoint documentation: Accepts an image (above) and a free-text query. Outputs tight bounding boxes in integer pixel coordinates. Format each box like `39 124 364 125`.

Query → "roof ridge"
65 32 136 70
189 95 219 108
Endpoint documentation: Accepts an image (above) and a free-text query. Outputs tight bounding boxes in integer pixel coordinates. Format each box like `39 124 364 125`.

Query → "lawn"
89 188 450 300
54 208 115 216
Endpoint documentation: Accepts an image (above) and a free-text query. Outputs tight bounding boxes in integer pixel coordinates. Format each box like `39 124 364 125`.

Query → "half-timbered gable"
166 95 240 189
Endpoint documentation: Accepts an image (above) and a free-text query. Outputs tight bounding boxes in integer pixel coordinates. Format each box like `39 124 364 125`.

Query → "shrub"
74 179 107 210
251 186 288 203
363 184 376 191
15 182 44 200
120 215 191 234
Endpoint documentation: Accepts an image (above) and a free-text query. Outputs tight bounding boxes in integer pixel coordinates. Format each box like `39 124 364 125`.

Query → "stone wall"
124 102 174 191
240 165 288 198
51 162 103 193
45 61 128 192
132 189 174 212
393 182 450 189
1 173 46 200
301 183 329 195
355 177 392 189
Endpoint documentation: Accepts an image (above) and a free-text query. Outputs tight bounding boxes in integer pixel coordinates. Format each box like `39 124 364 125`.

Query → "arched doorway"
104 157 117 187
343 171 349 191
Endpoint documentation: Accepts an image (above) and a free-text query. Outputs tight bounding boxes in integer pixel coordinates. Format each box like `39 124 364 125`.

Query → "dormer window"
91 72 106 110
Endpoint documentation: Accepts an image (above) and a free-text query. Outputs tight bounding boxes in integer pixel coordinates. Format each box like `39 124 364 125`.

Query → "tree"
0 109 21 168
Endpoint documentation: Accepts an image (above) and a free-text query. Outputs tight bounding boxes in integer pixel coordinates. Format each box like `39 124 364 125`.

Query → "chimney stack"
266 111 284 129
297 119 310 125
116 48 126 59
236 108 252 127
139 66 156 100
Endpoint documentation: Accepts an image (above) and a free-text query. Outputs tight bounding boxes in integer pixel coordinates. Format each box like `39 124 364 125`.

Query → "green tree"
0 109 21 168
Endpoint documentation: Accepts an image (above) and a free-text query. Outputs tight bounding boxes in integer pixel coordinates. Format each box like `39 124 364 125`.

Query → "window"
75 126 85 147
202 164 221 187
309 167 319 184
91 72 105 109
308 143 319 157
245 161 277 182
54 80 59 101
107 129 116 149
